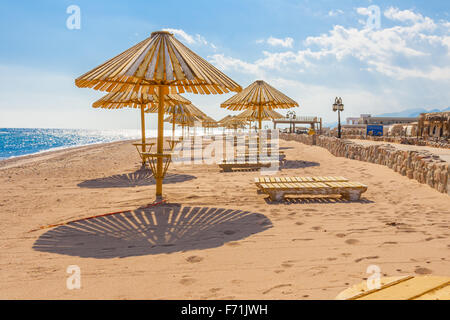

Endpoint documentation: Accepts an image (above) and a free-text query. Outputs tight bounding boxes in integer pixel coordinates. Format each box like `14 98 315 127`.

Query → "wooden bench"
219 160 279 172
257 179 367 201
235 152 286 162
336 276 450 300
254 176 349 188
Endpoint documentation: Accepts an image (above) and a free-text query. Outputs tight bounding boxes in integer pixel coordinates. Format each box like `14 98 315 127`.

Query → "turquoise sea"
0 127 224 160
0 128 149 160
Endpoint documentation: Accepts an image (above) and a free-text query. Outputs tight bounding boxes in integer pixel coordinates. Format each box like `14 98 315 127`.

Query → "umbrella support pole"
140 105 146 166
172 111 176 140
155 86 166 199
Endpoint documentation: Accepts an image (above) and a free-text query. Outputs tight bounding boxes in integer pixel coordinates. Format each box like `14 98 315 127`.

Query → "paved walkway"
349 139 450 163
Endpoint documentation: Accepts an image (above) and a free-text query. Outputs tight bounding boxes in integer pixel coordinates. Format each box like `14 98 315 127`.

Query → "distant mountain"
376 106 450 118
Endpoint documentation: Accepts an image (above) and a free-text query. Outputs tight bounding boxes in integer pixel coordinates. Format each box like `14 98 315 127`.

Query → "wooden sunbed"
219 160 279 172
254 176 349 188
235 152 286 162
336 276 450 300
256 177 367 201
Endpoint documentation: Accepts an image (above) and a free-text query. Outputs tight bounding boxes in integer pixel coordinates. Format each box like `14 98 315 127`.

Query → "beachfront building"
273 116 323 134
346 114 418 126
418 112 450 139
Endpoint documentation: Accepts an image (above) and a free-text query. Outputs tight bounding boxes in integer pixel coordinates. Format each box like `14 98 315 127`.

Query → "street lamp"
286 110 296 133
332 97 344 138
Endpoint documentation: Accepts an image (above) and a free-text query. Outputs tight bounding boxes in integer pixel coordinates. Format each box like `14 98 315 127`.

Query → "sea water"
0 128 149 160
0 127 224 160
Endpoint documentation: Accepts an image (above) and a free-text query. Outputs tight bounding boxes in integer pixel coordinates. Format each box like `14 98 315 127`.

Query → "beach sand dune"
0 139 448 299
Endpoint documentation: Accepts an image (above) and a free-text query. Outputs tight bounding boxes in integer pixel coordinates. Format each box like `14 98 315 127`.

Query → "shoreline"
0 139 139 170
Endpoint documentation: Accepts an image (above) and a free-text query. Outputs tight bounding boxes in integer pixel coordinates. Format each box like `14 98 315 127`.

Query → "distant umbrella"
221 80 298 129
235 108 284 121
147 103 207 139
92 91 190 164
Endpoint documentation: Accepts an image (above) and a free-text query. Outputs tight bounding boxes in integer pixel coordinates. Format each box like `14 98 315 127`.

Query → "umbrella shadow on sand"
33 204 272 259
77 169 196 188
280 160 320 170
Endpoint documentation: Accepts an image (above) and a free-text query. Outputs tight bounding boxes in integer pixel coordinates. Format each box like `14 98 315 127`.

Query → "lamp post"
333 97 344 138
287 110 296 133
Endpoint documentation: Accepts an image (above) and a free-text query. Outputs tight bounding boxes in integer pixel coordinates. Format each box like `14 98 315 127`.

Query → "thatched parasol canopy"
220 115 247 129
75 31 241 95
235 108 284 121
221 80 298 129
202 115 219 128
76 31 241 199
147 103 206 138
93 91 190 110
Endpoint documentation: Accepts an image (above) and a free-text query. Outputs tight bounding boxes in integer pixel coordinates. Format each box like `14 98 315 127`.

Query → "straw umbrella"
202 116 218 134
235 108 284 121
235 108 284 132
164 113 202 138
146 103 206 141
76 31 241 199
93 91 190 164
221 116 247 132
221 80 298 130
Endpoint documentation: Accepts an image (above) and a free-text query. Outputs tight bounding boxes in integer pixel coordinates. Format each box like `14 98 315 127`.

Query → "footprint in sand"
345 239 359 245
281 261 295 268
415 267 432 275
341 253 352 257
186 256 204 263
327 257 337 261
262 284 292 295
380 241 397 246
295 222 304 226
226 242 240 247
311 226 322 231
336 233 346 238
354 256 379 263
180 278 197 286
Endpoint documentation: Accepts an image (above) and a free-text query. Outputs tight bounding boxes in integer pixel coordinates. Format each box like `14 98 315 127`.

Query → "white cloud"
208 54 262 77
328 9 344 17
267 36 294 48
384 7 424 23
255 36 294 48
162 28 217 50
356 7 372 16
162 28 195 44
236 7 450 82
207 7 450 119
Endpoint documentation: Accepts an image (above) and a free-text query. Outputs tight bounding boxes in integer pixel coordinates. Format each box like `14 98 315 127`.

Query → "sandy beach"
0 138 449 300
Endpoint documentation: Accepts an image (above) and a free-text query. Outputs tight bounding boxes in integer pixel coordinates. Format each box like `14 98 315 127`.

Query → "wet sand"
0 138 449 299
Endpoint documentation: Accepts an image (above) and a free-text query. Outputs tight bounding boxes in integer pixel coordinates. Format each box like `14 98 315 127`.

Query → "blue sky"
1 0 449 129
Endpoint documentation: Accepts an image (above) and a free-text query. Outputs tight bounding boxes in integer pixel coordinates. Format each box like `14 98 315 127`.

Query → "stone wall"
334 135 450 149
280 133 449 195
